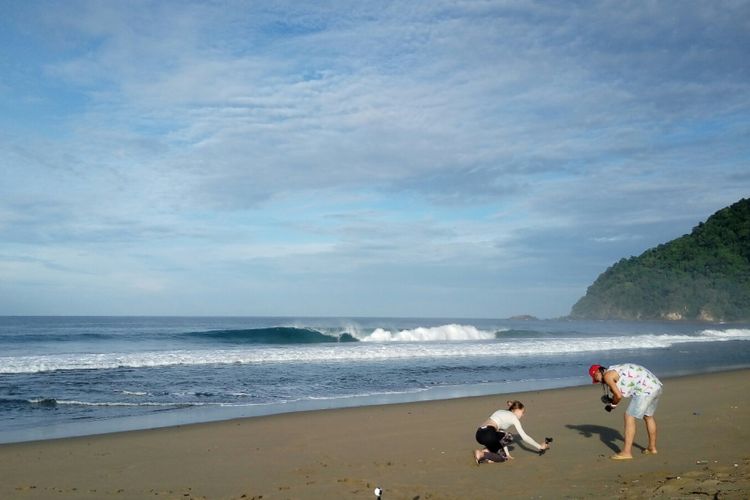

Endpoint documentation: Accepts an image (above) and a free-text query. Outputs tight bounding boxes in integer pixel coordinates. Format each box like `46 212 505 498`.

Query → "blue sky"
1 1 748 318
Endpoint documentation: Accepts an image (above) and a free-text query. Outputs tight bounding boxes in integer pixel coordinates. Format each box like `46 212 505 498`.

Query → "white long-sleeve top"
488 409 542 450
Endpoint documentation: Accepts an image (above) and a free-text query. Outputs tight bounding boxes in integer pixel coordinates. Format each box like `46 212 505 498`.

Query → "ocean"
1 316 749 444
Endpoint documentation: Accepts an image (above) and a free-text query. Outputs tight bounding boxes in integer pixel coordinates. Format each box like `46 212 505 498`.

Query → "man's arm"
603 371 623 405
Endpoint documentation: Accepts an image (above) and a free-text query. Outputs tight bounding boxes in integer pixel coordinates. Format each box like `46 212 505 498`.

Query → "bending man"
589 363 663 460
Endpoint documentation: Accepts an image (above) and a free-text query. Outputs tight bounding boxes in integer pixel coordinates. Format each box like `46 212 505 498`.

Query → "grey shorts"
626 387 662 419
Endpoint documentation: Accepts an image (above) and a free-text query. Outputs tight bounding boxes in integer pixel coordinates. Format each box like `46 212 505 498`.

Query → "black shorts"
475 426 513 453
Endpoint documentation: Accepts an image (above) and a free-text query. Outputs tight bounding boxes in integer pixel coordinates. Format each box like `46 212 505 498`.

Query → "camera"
601 393 616 412
538 437 553 455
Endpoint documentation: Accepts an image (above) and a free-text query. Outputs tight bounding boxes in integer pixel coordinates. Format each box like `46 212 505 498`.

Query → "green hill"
570 198 750 322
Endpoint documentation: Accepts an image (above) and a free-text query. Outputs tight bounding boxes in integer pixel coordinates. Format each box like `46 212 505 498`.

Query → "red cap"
588 364 603 383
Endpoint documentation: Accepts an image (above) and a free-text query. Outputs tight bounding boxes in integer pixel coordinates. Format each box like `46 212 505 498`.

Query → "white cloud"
1 0 748 317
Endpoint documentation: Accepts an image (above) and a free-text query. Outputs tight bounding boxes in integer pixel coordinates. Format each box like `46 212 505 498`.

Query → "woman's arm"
510 415 542 450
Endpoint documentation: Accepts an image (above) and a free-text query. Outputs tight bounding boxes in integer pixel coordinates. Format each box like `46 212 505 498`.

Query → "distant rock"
508 315 539 321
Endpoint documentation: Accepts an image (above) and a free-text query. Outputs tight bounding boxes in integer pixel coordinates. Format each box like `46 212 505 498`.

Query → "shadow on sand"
565 424 644 454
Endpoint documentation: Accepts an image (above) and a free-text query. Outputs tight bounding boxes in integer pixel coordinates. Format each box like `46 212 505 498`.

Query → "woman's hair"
506 400 525 411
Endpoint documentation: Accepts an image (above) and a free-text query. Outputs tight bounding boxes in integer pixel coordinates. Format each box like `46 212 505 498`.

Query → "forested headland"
570 198 750 322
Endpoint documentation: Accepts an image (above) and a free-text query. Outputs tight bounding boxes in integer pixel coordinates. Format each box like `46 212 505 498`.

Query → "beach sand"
1 369 748 499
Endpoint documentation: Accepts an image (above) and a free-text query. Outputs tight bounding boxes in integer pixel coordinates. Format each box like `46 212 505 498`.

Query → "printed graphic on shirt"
610 363 662 397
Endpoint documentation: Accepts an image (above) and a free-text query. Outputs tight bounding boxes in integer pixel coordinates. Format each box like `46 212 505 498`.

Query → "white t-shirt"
488 409 542 450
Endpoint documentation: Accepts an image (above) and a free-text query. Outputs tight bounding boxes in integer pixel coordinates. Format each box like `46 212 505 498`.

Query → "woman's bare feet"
473 449 484 464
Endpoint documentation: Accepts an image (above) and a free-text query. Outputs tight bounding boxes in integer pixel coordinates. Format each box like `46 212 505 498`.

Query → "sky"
1 1 749 319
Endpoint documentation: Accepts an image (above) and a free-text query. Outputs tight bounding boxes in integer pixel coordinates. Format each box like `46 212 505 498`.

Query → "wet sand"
1 369 748 499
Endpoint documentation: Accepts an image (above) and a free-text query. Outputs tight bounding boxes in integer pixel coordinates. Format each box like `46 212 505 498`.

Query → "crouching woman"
473 400 548 464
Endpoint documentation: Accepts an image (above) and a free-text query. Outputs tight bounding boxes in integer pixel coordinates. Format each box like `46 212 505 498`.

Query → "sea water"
1 316 749 444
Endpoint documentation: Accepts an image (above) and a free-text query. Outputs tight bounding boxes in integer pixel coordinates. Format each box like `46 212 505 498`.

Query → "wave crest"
187 327 357 344
362 324 497 342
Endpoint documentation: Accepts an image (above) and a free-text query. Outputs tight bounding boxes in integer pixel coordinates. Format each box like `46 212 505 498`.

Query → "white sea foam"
1 328 748 374
361 324 497 341
25 399 261 408
701 328 750 339
28 399 177 407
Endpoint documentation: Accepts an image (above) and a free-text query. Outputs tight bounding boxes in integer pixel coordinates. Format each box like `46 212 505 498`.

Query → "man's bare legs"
614 414 657 458
615 413 637 458
643 415 657 453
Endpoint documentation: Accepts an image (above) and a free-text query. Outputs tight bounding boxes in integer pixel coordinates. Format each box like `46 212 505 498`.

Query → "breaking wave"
1 327 747 374
185 324 499 343
362 324 497 341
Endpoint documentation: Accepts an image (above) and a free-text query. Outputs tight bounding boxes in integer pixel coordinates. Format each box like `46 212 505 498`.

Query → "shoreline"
2 369 749 498
0 374 588 445
6 360 748 446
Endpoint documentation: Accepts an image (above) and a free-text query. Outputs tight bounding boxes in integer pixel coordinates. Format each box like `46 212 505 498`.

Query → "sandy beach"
1 369 748 499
